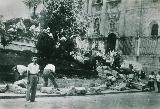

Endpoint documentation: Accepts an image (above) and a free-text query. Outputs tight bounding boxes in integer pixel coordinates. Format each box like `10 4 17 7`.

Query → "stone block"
8 84 26 94
0 84 7 93
111 82 127 91
37 84 43 90
40 87 56 94
74 87 87 95
88 87 102 94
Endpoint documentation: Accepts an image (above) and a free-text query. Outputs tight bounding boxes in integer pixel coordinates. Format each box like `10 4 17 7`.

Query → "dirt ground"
0 92 160 109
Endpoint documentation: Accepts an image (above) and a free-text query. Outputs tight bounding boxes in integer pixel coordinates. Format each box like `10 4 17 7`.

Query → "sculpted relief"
107 1 120 32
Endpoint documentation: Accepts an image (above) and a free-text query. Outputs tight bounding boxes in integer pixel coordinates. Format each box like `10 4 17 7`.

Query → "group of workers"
13 50 160 102
147 71 160 92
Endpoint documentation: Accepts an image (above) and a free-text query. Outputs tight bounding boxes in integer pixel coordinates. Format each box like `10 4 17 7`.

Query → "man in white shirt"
42 64 59 89
156 71 160 93
26 57 40 102
148 71 155 91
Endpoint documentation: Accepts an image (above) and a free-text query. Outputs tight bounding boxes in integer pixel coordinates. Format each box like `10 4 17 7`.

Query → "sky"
0 0 30 20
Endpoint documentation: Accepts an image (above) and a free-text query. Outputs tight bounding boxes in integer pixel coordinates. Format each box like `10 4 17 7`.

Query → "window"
87 0 89 13
153 0 158 2
96 0 102 4
92 0 102 5
151 24 158 36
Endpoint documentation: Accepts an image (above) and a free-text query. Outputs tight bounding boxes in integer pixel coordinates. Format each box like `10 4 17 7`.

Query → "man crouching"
42 64 59 90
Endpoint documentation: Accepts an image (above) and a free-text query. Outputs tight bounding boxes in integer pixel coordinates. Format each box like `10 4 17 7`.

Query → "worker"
26 56 40 102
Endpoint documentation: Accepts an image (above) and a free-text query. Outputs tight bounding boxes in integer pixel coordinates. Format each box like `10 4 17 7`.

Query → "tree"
36 32 56 59
37 0 87 61
0 19 10 49
0 29 7 49
0 18 26 49
23 0 42 19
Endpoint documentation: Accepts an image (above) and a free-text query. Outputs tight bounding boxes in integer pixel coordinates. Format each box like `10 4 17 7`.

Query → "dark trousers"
43 69 58 88
14 71 20 81
157 81 160 92
148 81 155 91
26 75 38 102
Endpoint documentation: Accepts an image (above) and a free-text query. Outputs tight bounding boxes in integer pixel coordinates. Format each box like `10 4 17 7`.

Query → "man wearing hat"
26 56 40 102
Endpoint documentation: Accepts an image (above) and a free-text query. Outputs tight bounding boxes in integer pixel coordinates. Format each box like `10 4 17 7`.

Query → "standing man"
156 71 160 93
148 71 156 91
112 52 121 69
26 57 40 102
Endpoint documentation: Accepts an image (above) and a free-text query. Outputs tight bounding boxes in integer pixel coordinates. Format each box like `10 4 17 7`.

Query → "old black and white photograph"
0 0 160 109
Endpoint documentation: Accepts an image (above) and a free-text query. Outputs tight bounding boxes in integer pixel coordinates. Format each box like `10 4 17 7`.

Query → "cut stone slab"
8 84 26 94
0 84 7 93
40 87 56 94
59 87 87 96
111 82 128 91
74 87 87 95
88 87 102 94
37 84 43 90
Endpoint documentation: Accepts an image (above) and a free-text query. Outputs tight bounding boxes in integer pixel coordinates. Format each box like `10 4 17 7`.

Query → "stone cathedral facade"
76 0 160 73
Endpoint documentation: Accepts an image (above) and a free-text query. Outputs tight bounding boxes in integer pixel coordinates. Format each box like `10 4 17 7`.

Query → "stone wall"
123 55 160 75
0 38 37 53
120 0 160 37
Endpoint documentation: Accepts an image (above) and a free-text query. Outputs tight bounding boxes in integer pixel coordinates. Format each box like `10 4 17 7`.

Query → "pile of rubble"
39 85 107 95
1 59 147 95
40 86 87 95
96 60 146 91
0 83 7 93
6 77 108 95
8 78 27 94
8 84 27 94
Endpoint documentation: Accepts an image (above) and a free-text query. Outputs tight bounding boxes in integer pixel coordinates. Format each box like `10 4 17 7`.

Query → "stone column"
115 38 119 51
137 37 141 56
88 0 92 15
100 0 107 35
136 37 141 61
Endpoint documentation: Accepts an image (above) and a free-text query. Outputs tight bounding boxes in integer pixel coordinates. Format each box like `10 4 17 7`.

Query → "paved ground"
0 92 160 109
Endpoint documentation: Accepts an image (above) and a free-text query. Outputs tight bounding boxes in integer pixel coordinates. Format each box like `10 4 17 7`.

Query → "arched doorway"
106 33 117 53
151 23 158 36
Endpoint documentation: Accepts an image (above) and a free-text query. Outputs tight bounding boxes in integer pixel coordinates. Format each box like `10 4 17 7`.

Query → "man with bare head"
42 62 59 90
26 56 40 102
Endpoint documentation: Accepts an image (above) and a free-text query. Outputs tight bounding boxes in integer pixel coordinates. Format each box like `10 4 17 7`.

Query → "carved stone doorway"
106 33 117 53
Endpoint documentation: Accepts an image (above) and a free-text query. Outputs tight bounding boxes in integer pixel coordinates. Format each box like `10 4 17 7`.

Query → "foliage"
41 0 87 37
1 36 8 49
36 32 56 59
23 0 42 19
23 0 42 9
0 17 40 49
23 19 38 30
0 24 11 49
4 18 20 29
36 0 87 62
